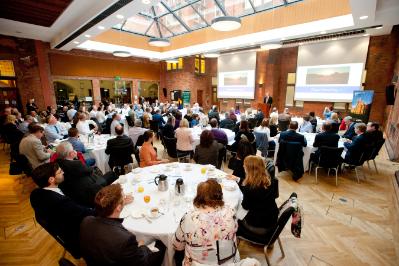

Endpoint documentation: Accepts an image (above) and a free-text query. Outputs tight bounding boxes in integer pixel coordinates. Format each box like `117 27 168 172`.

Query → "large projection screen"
217 51 256 99
295 37 369 102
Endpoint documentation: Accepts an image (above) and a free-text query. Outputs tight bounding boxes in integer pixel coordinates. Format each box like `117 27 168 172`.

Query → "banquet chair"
365 139 385 174
309 146 344 186
237 193 298 266
163 136 178 160
342 151 370 183
254 131 269 158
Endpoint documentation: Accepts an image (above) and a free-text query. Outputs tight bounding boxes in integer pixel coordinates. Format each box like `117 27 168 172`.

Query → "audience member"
19 125 51 169
140 130 169 167
231 140 255 185
329 112 340 133
96 105 106 124
323 106 333 120
210 118 228 145
162 116 176 139
67 105 77 122
18 115 33 134
310 122 340 163
128 119 147 146
105 125 134 170
232 120 255 152
190 113 200 127
80 184 166 266
279 121 307 147
56 142 116 207
193 130 224 167
278 108 291 131
26 98 38 114
44 114 66 143
3 114 24 159
364 122 384 146
30 162 94 253
254 119 271 139
175 118 194 155
269 113 279 137
76 113 97 135
299 115 313 133
110 113 122 136
173 179 239 265
344 123 368 164
220 112 235 130
152 109 165 128
309 111 318 133
67 128 95 166
89 105 97 119
342 116 356 140
208 105 220 123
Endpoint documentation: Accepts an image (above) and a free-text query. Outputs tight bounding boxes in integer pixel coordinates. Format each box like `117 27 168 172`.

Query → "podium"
258 103 271 117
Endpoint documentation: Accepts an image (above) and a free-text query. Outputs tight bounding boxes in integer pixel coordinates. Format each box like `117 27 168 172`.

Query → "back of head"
180 118 189 128
56 141 74 159
355 123 367 133
322 121 332 132
209 118 218 128
68 127 79 138
260 119 269 128
344 116 353 123
289 121 298 130
200 129 214 148
29 124 44 134
194 179 224 209
330 112 338 121
309 111 315 117
240 120 249 131
237 139 255 160
243 155 271 188
134 119 142 127
31 162 59 188
94 184 123 217
369 121 380 131
303 115 310 122
143 130 154 141
115 125 124 136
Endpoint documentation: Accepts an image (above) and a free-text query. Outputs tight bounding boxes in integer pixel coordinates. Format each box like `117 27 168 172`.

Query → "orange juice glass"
144 195 151 203
138 185 144 193
201 167 207 175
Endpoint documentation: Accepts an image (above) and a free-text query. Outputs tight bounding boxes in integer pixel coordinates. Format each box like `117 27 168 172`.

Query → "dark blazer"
364 130 383 146
232 159 245 185
220 118 236 131
313 131 340 148
344 133 369 164
239 179 278 228
342 123 356 140
105 135 134 168
80 216 162 266
193 141 223 167
161 124 175 139
208 110 220 123
276 140 304 180
330 121 340 134
263 96 273 105
57 159 109 207
269 124 278 137
279 130 307 147
30 188 94 255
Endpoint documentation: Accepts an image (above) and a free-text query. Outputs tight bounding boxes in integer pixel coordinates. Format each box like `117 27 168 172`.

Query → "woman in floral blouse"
173 179 239 265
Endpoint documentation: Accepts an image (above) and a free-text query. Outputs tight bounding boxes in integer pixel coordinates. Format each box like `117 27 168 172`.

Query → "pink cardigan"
175 128 194 151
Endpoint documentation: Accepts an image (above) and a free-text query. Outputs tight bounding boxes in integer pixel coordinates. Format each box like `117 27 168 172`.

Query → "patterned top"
173 206 239 266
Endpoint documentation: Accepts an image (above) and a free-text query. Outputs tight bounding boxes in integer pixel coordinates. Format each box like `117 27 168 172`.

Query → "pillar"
35 40 56 108
92 79 101 105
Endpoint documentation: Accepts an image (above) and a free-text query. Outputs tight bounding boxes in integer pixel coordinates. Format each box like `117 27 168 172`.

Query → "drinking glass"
144 195 151 204
138 185 144 193
201 167 207 175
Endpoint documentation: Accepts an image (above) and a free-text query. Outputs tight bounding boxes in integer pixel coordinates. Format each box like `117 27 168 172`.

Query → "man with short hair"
44 114 66 143
105 125 134 170
128 119 147 146
110 113 122 136
342 116 356 140
152 109 165 128
67 105 77 122
18 115 33 134
80 184 166 266
210 118 228 145
299 115 313 133
67 127 96 166
220 112 235 131
278 108 291 131
310 122 340 163
364 121 384 145
279 121 307 147
56 142 116 207
208 105 220 123
19 125 52 169
344 123 368 164
30 162 94 254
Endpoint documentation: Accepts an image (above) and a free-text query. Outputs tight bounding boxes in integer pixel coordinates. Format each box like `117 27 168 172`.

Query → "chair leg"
373 160 378 174
367 161 370 170
327 168 330 176
264 246 271 266
335 168 338 186
278 237 285 258
315 167 318 184
309 162 312 174
354 167 360 183
362 166 366 180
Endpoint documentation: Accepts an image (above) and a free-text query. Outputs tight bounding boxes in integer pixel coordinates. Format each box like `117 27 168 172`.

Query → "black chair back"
310 119 317 133
149 120 160 134
125 115 134 127
267 196 296 246
318 146 344 168
16 154 33 177
266 160 278 199
102 117 112 134
30 189 81 259
135 135 145 148
369 139 385 160
163 136 178 158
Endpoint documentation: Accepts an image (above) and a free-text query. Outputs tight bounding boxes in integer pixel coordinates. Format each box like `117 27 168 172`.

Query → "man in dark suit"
80 184 166 266
30 162 94 256
278 108 291 131
279 121 307 147
342 116 356 140
105 125 134 170
310 122 340 163
344 123 368 164
55 141 117 207
263 92 273 106
208 105 220 123
364 122 384 145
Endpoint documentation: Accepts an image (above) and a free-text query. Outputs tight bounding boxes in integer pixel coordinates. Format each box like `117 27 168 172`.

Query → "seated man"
208 105 220 123
80 184 166 266
344 123 368 164
105 125 134 170
152 109 165 128
56 142 117 207
128 119 147 146
30 162 94 255
299 115 313 133
278 108 291 131
220 112 235 131
279 121 307 147
364 121 384 146
310 122 340 162
44 114 67 144
67 128 96 166
342 116 356 140
110 113 122 136
19 125 52 169
18 115 34 134
210 118 228 145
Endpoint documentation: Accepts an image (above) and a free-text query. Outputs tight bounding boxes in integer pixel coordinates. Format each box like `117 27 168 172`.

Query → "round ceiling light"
165 58 179 63
211 16 241 32
203 53 220 58
113 51 131 57
148 37 170 47
260 43 283 50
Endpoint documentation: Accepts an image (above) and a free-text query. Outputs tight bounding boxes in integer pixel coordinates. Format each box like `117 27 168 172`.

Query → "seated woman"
229 156 278 241
175 118 194 156
193 130 224 167
173 179 239 265
231 120 255 152
139 130 169 167
231 140 255 185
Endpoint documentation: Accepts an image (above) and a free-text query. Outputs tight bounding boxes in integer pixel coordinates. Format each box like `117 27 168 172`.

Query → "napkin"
146 241 159 252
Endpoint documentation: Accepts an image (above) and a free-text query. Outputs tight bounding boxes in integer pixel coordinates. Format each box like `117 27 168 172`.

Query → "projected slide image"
306 66 350 85
223 72 248 86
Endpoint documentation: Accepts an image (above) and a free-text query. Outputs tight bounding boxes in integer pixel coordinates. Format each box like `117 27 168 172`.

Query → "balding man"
105 125 134 171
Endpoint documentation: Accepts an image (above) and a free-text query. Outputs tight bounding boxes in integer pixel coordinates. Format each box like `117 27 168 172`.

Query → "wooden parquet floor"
0 141 398 266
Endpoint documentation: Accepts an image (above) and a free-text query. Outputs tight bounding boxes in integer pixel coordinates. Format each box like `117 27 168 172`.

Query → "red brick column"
35 40 56 108
92 79 101 105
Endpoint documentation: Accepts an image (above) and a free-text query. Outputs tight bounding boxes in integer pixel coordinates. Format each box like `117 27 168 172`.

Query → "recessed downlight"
73 41 79 44
98 26 105 30
85 34 91 38
320 31 327 34
376 26 383 29
116 14 124 19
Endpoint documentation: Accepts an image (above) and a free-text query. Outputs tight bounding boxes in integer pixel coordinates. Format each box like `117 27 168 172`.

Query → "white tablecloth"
83 134 114 173
273 132 345 171
190 126 235 148
118 163 243 266
291 117 325 132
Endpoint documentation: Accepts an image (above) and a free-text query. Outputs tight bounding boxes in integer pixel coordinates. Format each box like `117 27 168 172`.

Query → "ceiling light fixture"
260 43 282 50
98 26 105 30
142 0 151 4
85 34 91 38
113 51 131 57
211 16 241 32
320 31 326 34
116 14 124 19
73 41 79 44
165 58 179 63
363 33 370 37
376 26 383 29
148 37 170 47
359 15 368 20
203 53 220 58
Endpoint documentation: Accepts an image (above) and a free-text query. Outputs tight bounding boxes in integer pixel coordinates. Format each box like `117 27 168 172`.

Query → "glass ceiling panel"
159 13 188 35
162 0 198 10
222 0 255 17
175 5 207 30
158 22 174 38
191 0 224 25
122 15 153 35
140 2 168 17
146 23 161 38
252 0 285 12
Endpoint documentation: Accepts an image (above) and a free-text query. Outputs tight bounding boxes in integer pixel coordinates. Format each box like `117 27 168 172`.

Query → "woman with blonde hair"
175 118 194 156
268 112 278 137
237 156 278 239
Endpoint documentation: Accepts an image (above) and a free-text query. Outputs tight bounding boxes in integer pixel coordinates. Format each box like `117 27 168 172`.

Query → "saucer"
148 207 162 219
131 209 144 219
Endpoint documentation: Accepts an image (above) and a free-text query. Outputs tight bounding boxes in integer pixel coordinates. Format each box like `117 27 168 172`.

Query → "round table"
190 126 235 148
117 163 243 266
82 134 114 174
